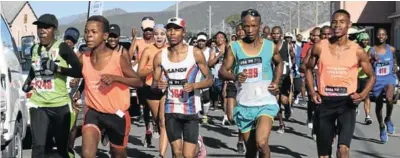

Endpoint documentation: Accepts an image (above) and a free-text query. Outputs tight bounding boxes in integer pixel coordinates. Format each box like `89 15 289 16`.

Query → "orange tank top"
317 39 359 96
136 39 153 61
142 44 166 86
82 49 130 114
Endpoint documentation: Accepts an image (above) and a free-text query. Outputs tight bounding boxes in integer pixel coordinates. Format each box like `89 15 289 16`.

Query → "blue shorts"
213 78 223 93
233 104 279 133
372 76 396 97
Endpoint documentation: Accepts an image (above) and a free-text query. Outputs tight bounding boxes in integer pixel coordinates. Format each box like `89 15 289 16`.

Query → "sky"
30 1 176 18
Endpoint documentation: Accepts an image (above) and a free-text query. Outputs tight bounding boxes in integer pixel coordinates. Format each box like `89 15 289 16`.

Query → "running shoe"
365 116 373 125
284 105 292 120
197 135 207 158
222 115 230 126
152 123 160 139
277 125 285 134
385 120 395 134
307 120 313 129
237 142 246 154
380 125 388 143
201 116 208 124
143 129 153 148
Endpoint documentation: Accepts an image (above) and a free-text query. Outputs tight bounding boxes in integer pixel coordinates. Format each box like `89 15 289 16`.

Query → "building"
1 1 37 47
331 1 398 47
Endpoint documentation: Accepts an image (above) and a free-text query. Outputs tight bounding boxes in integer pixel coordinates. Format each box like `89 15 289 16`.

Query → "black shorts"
137 87 147 105
293 77 303 94
165 113 199 144
314 96 356 156
357 78 368 93
226 82 237 98
279 75 292 96
142 85 164 100
83 107 131 148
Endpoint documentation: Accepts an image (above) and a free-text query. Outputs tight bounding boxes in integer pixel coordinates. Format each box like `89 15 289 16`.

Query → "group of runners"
21 7 397 158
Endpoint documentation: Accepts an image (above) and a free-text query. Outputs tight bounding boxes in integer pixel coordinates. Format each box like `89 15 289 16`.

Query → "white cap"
197 34 207 41
284 32 294 38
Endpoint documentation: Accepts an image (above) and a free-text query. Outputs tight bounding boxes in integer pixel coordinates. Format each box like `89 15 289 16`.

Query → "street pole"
176 1 179 17
222 19 225 33
315 1 318 26
209 6 212 36
87 1 91 19
289 9 292 33
297 1 300 31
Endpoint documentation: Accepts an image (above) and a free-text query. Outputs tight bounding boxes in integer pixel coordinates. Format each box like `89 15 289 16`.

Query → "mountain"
163 1 205 12
58 8 128 25
59 1 331 37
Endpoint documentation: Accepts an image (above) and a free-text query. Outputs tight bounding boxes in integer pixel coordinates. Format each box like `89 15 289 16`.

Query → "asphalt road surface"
22 100 400 158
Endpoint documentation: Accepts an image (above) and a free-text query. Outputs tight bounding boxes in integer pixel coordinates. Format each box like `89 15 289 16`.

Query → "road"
22 100 400 158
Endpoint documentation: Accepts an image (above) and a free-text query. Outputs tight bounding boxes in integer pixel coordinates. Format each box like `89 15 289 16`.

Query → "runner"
236 23 246 40
152 17 212 158
294 33 306 105
271 26 295 134
21 14 81 158
300 27 322 139
208 31 228 124
262 26 272 40
78 15 143 158
196 32 212 124
219 9 283 157
63 27 83 154
230 22 246 155
370 28 397 143
137 24 169 157
305 9 375 157
128 16 156 147
320 25 333 39
290 33 305 106
356 32 373 125
231 34 238 41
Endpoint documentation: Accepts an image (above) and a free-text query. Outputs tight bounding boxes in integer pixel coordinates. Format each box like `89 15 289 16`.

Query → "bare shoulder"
390 45 396 52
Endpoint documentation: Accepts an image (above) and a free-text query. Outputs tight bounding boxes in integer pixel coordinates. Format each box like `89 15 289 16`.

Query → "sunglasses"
241 9 260 18
143 28 154 32
142 17 154 21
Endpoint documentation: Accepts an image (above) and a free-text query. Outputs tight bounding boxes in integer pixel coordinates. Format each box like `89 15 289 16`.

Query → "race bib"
376 62 390 76
168 79 188 101
33 77 55 92
283 61 289 75
324 86 347 96
238 57 262 83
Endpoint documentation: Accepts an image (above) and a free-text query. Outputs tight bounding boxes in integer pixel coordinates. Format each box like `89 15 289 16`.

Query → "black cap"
64 27 80 44
33 14 58 28
109 24 120 37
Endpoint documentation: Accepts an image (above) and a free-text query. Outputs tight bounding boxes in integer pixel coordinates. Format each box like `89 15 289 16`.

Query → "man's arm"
391 46 398 72
272 44 283 85
58 43 83 78
218 45 235 80
151 52 163 89
357 47 376 97
193 48 213 89
305 44 320 96
121 47 131 66
289 43 296 65
300 47 313 73
22 67 35 92
137 48 153 77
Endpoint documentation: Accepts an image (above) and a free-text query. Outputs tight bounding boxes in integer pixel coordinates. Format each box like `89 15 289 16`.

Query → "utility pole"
297 1 300 30
222 19 225 33
289 9 292 33
208 6 212 36
176 1 179 17
315 1 318 26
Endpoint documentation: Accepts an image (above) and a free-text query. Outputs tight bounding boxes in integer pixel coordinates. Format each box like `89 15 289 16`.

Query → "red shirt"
301 42 313 58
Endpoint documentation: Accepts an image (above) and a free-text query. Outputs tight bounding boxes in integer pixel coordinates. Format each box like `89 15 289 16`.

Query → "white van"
0 15 29 158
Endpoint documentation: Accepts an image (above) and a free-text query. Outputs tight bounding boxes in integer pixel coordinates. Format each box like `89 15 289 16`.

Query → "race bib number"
238 57 262 83
33 77 55 92
168 79 187 101
283 61 289 75
324 86 347 96
376 62 390 76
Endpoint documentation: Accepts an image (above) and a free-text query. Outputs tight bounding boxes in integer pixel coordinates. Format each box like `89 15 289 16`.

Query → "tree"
225 14 241 31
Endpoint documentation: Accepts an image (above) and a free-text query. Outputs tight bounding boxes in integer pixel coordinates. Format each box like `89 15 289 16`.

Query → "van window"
1 16 22 68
